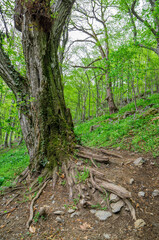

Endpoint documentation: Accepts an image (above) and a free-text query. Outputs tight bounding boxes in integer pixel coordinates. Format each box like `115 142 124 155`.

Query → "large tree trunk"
0 0 75 175
19 1 75 174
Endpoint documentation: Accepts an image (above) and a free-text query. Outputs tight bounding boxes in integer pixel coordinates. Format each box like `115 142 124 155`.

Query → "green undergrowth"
0 143 29 187
75 93 159 157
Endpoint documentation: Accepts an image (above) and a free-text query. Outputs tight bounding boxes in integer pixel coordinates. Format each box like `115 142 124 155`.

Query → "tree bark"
0 0 75 175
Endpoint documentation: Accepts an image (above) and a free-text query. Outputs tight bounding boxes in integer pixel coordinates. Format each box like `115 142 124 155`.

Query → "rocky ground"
0 148 159 240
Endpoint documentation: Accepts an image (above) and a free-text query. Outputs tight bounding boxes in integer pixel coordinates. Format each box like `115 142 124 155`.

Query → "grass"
75 93 159 157
0 142 29 187
0 93 159 188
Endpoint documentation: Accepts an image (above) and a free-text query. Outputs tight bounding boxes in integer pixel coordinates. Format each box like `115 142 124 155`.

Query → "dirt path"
0 149 159 240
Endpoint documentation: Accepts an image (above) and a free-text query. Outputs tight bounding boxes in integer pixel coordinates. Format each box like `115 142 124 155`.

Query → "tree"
0 0 75 174
124 0 159 56
0 0 137 229
71 0 118 114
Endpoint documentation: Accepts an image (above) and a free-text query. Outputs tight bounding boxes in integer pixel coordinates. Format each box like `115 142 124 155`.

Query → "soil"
0 148 159 240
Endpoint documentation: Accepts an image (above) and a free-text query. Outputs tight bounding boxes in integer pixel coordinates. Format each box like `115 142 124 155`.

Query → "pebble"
129 178 134 185
50 194 54 200
95 211 112 221
68 208 76 214
134 219 146 229
90 209 96 214
138 191 145 197
152 189 159 197
103 233 111 239
76 161 82 166
56 216 64 223
53 210 65 215
70 211 80 218
134 157 144 166
110 200 124 213
109 193 119 203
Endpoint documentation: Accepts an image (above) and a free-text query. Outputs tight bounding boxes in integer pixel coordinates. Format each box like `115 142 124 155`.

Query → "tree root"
6 193 20 206
26 178 50 228
13 167 29 185
2 145 136 228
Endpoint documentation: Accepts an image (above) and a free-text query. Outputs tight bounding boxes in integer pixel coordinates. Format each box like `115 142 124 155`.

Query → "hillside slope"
75 93 159 157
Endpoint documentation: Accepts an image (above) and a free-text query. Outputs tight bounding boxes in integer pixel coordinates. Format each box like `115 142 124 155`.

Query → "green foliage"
75 168 89 183
0 143 29 187
38 176 43 184
91 203 107 210
75 94 159 157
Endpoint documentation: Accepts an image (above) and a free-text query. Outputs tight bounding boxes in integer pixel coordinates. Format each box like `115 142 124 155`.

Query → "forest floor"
0 148 159 240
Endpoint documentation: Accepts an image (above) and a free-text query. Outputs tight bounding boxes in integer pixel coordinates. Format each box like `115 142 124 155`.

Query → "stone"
70 211 80 218
152 189 159 197
134 219 146 229
134 157 145 166
110 200 124 213
103 233 111 239
56 216 64 223
76 161 82 166
116 147 120 151
53 210 64 215
68 208 76 214
95 211 112 221
138 191 145 197
50 194 54 200
129 178 134 185
90 209 96 214
109 193 119 203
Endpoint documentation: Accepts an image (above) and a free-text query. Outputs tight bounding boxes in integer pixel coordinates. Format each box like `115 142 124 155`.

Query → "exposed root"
29 169 48 191
76 152 109 163
13 167 29 185
26 178 50 228
124 199 136 221
76 145 109 163
6 193 20 206
100 148 123 159
0 206 18 216
1 145 136 228
90 157 98 168
52 166 58 190
63 162 74 199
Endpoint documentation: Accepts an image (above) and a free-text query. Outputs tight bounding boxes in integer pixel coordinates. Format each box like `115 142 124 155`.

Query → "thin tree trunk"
9 118 15 148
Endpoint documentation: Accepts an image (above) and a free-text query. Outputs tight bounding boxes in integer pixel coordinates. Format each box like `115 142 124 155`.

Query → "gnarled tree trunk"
0 0 75 175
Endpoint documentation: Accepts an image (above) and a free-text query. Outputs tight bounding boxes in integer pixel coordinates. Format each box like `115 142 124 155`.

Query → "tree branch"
0 43 28 97
131 0 157 37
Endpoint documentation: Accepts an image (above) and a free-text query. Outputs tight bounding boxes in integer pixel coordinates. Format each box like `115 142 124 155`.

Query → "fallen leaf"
0 225 5 229
136 203 139 208
29 225 36 233
80 222 92 231
60 174 65 179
